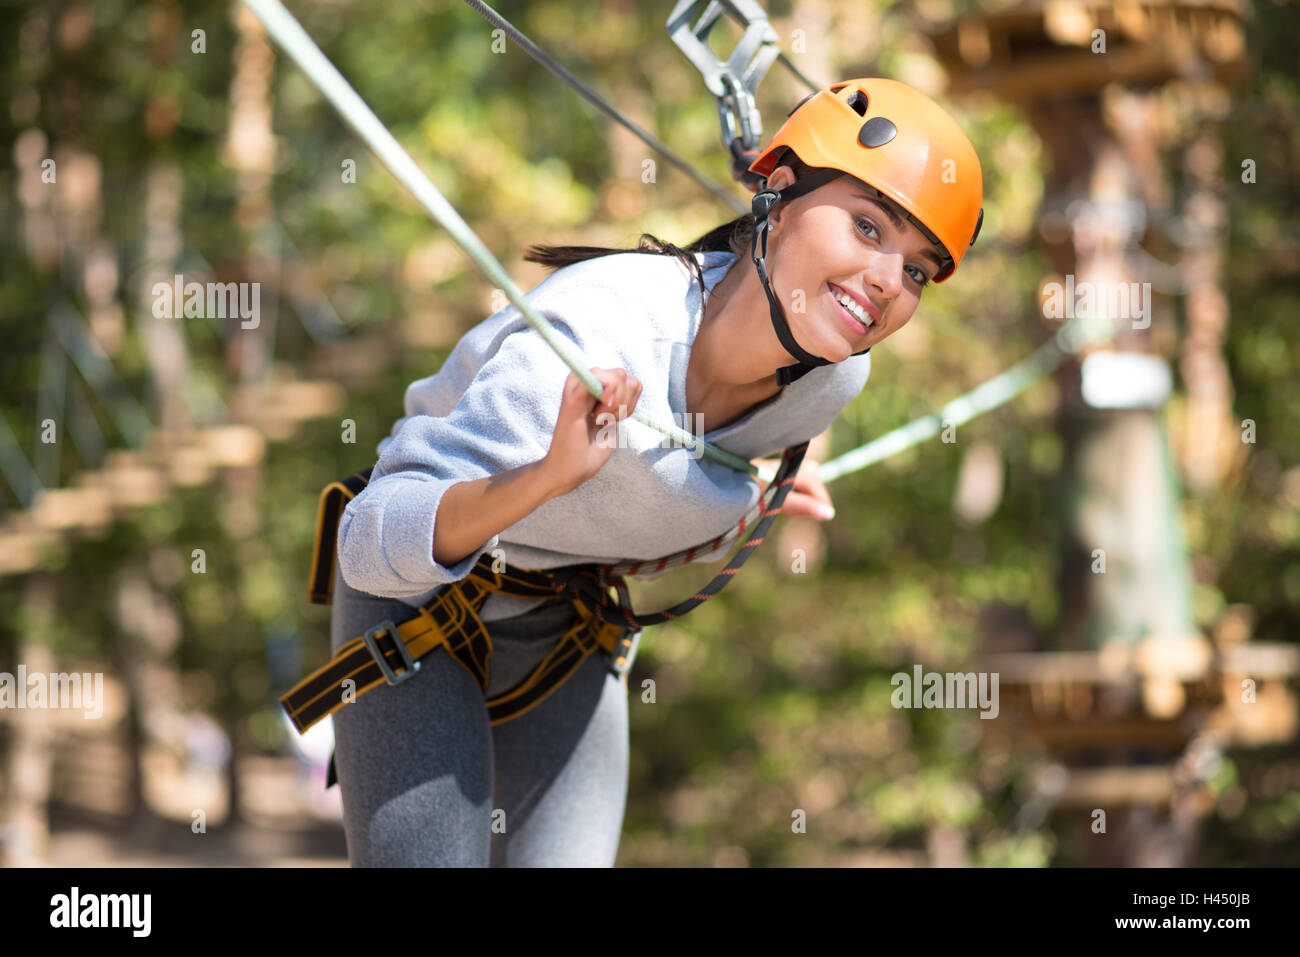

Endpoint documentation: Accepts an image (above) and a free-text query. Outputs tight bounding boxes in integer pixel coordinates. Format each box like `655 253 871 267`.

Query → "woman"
327 77 983 866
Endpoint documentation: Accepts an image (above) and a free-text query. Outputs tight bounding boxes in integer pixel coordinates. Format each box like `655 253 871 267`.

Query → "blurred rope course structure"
244 0 1118 490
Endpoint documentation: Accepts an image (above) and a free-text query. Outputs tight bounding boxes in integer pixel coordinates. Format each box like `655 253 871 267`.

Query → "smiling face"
761 164 949 361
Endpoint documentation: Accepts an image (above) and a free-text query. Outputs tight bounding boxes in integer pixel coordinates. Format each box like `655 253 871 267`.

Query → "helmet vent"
845 90 870 116
829 83 847 93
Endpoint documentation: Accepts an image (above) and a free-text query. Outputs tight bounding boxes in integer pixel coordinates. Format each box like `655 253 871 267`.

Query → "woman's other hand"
542 367 643 499
751 455 835 521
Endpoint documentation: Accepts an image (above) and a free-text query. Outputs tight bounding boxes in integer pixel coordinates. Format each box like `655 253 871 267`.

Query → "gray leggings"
328 564 631 867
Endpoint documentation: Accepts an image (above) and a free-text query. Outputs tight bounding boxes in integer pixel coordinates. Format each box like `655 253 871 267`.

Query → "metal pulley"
667 0 781 191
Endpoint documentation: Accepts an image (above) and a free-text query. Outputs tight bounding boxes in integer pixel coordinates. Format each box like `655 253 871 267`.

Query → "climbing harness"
280 442 809 786
284 469 625 789
285 472 632 736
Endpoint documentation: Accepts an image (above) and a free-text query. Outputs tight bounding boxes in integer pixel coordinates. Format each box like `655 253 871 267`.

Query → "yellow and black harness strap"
306 468 374 605
279 567 628 736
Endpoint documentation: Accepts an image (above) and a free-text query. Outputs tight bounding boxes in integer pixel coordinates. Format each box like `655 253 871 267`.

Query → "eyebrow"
851 187 946 269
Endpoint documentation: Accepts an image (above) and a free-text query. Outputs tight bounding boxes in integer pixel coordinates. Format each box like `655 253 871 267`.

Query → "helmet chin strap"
750 169 871 387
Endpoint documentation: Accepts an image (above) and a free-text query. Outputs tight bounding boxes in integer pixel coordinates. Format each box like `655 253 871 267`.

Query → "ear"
765 164 797 194
765 165 797 233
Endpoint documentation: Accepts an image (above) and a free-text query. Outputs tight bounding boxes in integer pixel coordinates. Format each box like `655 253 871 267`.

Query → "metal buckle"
363 619 420 686
609 627 643 678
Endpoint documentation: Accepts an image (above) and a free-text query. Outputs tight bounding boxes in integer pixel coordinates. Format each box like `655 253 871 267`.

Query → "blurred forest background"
0 0 1297 867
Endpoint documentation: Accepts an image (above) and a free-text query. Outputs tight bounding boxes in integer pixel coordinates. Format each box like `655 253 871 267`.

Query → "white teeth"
834 290 872 327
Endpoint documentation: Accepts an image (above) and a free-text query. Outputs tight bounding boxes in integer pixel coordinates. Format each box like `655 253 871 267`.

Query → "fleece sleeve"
336 315 614 598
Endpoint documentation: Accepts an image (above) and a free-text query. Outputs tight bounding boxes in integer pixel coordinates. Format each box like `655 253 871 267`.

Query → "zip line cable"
776 51 822 94
461 0 747 215
242 0 759 477
460 2 822 207
818 313 1116 483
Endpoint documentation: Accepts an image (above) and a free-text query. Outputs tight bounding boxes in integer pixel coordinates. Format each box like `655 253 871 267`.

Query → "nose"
863 250 904 302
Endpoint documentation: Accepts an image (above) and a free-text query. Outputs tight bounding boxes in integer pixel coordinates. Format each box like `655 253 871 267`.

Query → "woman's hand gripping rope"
542 367 644 499
751 456 835 521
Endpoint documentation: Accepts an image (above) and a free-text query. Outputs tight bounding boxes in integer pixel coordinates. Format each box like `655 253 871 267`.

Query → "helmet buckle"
751 190 781 218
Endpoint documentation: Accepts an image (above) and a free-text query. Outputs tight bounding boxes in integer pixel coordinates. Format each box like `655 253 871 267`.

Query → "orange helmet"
744 77 984 387
749 77 984 282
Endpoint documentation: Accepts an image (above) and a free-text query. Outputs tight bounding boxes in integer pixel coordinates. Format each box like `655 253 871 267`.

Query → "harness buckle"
609 627 643 678
363 619 421 686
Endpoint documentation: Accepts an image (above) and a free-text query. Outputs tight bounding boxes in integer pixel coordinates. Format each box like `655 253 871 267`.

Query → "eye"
854 216 880 241
905 265 931 287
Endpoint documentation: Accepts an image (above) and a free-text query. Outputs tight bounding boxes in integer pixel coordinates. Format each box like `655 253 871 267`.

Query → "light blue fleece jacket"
336 249 871 621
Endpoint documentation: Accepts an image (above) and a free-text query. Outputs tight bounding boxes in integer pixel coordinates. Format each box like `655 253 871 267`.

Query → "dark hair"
522 148 817 300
